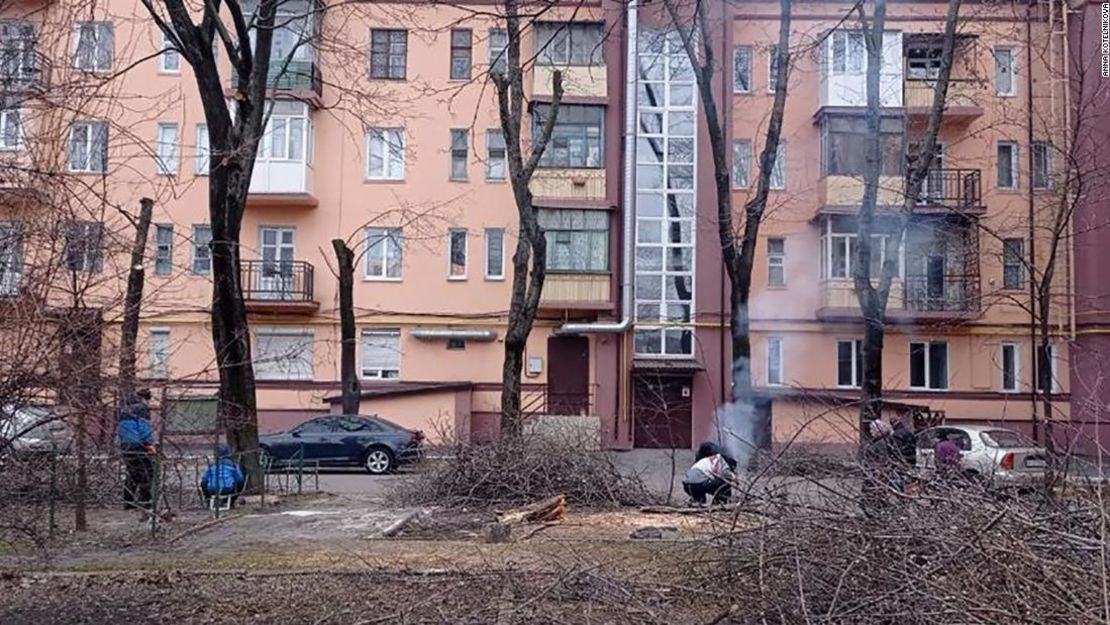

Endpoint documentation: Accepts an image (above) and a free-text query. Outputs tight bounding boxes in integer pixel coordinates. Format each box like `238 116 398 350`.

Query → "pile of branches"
395 429 652 509
691 473 1110 624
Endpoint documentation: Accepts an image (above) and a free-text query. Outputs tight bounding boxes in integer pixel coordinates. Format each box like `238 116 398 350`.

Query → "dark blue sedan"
259 415 424 475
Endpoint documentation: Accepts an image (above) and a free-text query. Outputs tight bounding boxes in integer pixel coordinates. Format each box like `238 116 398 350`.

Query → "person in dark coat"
116 391 155 509
682 441 738 505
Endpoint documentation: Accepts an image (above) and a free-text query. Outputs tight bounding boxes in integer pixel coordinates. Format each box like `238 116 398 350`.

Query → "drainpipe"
559 0 637 335
1025 1 1039 442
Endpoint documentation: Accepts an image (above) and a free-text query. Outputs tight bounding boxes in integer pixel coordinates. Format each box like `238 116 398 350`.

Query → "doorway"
259 226 295 299
547 336 590 415
632 374 693 449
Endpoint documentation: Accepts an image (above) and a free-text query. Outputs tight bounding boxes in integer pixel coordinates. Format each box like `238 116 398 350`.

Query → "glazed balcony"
529 168 606 206
539 271 612 309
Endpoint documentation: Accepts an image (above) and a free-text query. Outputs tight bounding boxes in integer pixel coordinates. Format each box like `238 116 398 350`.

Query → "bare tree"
117 198 154 398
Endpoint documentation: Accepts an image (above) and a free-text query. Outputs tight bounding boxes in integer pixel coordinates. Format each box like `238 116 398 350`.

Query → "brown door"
632 374 693 449
547 336 590 415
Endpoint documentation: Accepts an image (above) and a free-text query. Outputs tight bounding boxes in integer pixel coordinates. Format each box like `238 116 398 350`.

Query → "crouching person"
201 445 245 508
682 441 737 506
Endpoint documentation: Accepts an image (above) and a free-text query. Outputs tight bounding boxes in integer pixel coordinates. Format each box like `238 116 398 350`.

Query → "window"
1002 238 1024 290
770 142 786 190
446 338 466 351
538 209 608 272
533 104 604 168
0 223 23 296
195 124 210 174
155 122 178 175
253 328 314 381
63 220 103 272
364 227 402 279
449 29 472 79
1032 142 1051 190
767 237 785 287
448 228 467 278
837 339 863 388
366 127 405 180
1036 344 1058 392
733 46 752 93
733 139 751 189
361 329 400 379
191 225 211 275
485 228 504 279
163 397 218 434
909 341 948 390
0 22 37 83
160 31 180 73
149 328 170 379
67 121 108 173
820 217 901 280
486 129 506 180
370 29 407 79
821 115 904 176
997 141 1018 190
154 224 173 275
1000 342 1019 392
994 46 1015 96
259 101 307 162
488 29 507 77
73 22 113 71
449 129 468 180
767 337 784 386
768 44 781 92
0 109 21 150
535 22 603 66
830 31 864 74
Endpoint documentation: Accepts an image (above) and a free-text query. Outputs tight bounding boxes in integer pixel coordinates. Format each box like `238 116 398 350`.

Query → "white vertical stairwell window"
253 328 314 381
73 21 113 71
837 339 862 388
767 337 784 386
160 31 180 73
1032 141 1052 190
366 127 405 180
195 124 209 174
67 121 107 173
364 227 402 279
448 228 467 279
767 44 781 92
997 141 1018 190
361 329 400 379
154 224 173 275
0 222 22 295
488 28 507 77
148 327 170 379
155 122 179 175
909 340 949 390
449 129 469 180
732 46 751 93
767 237 785 287
485 228 504 279
0 109 21 150
1000 342 1019 392
486 129 506 180
732 139 751 189
993 46 1016 96
769 142 786 190
634 30 696 357
190 225 211 275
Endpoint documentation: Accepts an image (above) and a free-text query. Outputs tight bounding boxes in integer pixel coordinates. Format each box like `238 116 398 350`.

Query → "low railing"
231 59 322 97
904 77 981 111
915 168 982 210
903 274 980 313
241 260 315 302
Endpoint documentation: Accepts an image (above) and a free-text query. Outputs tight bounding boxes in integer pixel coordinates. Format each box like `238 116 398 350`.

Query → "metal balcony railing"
903 274 980 313
241 260 315 302
231 59 322 98
0 49 48 91
914 168 982 210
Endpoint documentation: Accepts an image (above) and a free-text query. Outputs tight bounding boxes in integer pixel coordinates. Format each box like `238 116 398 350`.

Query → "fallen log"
497 495 568 525
639 504 739 515
378 509 425 537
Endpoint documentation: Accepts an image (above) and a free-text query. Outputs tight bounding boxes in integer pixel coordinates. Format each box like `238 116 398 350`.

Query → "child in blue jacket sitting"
201 444 245 507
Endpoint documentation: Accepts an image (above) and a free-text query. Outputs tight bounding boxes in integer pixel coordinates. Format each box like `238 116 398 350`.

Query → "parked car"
259 414 424 475
0 405 69 459
915 424 1047 486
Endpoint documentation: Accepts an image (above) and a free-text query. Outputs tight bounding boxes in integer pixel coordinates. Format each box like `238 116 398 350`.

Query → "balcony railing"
242 260 315 303
903 274 980 313
231 59 322 98
0 49 48 91
904 78 982 114
914 168 982 211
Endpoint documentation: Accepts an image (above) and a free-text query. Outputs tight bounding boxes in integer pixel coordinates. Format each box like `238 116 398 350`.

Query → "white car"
915 424 1047 486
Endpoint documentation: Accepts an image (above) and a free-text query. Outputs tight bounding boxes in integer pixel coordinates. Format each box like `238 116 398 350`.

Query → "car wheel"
364 447 394 475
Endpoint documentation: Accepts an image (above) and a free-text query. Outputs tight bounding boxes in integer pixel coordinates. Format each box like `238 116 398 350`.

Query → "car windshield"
981 429 1035 448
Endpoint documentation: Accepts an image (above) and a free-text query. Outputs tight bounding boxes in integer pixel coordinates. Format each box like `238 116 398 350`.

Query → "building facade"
0 0 1098 451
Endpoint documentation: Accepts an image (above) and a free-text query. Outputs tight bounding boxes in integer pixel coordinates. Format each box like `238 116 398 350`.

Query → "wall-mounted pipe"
410 328 499 341
558 0 637 335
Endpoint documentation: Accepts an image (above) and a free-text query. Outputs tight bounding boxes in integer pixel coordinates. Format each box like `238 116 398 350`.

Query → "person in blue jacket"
201 444 246 507
116 390 155 510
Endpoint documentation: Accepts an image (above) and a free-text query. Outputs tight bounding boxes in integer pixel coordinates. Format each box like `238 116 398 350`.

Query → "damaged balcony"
903 33 982 120
242 260 318 314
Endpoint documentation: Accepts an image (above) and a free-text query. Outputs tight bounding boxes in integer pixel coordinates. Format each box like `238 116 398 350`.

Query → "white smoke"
714 355 759 470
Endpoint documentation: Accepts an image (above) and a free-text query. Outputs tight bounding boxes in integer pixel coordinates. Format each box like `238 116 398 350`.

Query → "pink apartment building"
0 0 1102 452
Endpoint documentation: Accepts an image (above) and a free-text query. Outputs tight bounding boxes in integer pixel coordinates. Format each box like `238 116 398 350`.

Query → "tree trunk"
118 197 154 398
332 239 360 415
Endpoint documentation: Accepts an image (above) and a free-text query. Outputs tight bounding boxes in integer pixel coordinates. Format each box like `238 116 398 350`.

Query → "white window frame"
488 28 507 76
0 109 22 151
258 101 309 163
449 128 469 181
160 31 180 74
909 340 949 391
767 336 784 386
997 141 1018 190
486 129 506 181
1037 343 1060 393
190 224 211 275
732 45 751 94
72 21 113 72
770 141 786 190
252 327 314 381
485 227 505 280
360 328 400 379
148 327 170 379
155 122 179 176
1032 141 1052 190
830 31 864 75
365 127 405 180
448 228 468 280
733 139 751 190
837 339 862 388
767 236 785 287
767 44 781 93
363 227 402 280
1000 342 1020 393
195 124 210 175
67 121 108 173
994 46 1016 97
154 223 173 275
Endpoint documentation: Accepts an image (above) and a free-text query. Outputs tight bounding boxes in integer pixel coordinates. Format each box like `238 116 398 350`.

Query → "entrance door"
632 374 693 449
547 336 590 415
926 253 946 306
259 227 295 299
